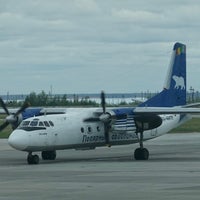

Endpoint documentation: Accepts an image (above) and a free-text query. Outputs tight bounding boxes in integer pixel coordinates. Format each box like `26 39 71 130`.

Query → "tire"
134 148 149 160
27 154 39 164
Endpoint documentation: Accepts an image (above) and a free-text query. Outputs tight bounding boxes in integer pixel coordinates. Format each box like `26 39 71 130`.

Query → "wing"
0 108 18 114
134 107 200 115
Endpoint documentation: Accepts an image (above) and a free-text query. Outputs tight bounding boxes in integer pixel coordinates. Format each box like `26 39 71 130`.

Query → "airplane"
4 42 200 164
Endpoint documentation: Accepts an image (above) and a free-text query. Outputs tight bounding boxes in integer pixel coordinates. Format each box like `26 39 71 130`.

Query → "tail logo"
172 75 185 90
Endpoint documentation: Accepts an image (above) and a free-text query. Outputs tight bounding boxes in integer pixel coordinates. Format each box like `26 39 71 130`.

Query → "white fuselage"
8 108 190 152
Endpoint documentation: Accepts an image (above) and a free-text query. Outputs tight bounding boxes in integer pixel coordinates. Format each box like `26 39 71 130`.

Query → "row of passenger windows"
81 126 101 133
20 119 54 128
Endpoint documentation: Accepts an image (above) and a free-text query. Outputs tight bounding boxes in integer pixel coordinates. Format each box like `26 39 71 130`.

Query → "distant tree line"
4 91 140 107
5 90 200 108
24 91 99 107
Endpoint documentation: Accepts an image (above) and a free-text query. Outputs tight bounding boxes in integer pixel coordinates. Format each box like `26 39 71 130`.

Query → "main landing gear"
133 114 162 160
134 130 149 160
27 151 57 164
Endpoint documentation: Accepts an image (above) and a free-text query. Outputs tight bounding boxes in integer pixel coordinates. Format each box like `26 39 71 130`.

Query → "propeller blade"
101 91 106 114
104 123 110 145
0 122 9 131
14 101 30 117
0 98 9 115
100 91 111 145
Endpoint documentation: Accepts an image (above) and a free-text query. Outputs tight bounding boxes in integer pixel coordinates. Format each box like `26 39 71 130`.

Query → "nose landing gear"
27 151 57 164
27 153 39 164
41 151 56 160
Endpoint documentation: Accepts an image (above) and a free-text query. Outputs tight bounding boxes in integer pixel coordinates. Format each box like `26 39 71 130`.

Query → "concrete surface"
0 133 200 200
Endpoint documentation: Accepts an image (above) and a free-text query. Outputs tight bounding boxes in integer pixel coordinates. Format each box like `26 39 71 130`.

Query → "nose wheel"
27 153 39 164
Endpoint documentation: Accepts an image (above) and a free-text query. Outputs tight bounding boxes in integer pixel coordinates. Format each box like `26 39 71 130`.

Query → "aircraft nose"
8 130 29 151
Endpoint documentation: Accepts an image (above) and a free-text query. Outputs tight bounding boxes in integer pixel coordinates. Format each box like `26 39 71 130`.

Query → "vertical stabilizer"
139 42 186 107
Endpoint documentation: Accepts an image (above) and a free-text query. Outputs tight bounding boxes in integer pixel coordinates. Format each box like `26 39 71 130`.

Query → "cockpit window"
44 121 50 127
18 119 54 131
49 121 54 127
30 121 38 127
21 121 30 127
39 121 44 127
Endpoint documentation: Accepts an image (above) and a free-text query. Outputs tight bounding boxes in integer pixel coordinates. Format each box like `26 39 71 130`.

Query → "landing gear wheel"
27 153 40 164
134 123 150 160
41 151 56 160
134 148 149 160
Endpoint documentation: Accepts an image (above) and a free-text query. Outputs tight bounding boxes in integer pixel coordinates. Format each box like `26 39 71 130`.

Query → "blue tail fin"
139 42 186 107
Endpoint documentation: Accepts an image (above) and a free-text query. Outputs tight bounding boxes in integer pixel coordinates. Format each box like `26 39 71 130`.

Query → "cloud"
0 0 200 94
112 9 160 24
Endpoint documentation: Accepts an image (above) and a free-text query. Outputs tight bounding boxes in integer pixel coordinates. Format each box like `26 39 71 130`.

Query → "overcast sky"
1 0 200 94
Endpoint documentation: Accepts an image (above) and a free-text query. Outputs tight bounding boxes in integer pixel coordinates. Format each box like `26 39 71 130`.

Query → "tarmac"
1 133 200 200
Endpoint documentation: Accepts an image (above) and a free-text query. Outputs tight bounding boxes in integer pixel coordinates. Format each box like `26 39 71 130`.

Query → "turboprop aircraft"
6 42 200 164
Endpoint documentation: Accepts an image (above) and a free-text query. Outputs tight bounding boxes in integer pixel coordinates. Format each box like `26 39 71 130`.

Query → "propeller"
100 91 111 145
83 91 112 145
0 98 30 131
0 98 9 115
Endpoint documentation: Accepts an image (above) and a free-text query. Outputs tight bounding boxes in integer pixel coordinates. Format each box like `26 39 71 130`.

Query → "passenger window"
81 127 84 133
44 121 50 127
97 126 100 132
49 121 54 127
88 127 92 133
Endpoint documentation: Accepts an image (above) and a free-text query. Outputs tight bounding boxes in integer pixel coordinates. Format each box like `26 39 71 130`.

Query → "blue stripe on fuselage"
22 108 43 120
112 107 135 116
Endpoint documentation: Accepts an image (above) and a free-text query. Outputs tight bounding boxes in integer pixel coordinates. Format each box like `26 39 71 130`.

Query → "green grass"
0 114 13 138
169 118 200 133
1 115 200 139
0 128 12 138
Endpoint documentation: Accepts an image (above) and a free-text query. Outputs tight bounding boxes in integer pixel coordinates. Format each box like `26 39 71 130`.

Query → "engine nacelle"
134 114 162 132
